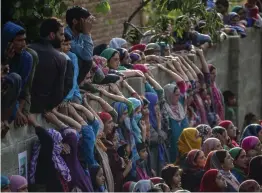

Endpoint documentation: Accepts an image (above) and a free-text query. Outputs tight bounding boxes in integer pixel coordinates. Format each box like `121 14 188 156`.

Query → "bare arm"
85 93 116 113
183 55 203 77
144 73 163 91
158 63 184 83
121 70 145 78
121 80 137 96
196 49 209 73
70 102 95 122
171 59 189 81
176 55 198 80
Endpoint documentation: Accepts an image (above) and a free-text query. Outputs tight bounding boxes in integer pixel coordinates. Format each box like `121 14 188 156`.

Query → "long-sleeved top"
29 39 67 113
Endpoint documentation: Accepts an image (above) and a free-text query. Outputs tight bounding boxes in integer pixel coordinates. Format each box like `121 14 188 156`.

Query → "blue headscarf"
109 38 127 49
1 175 10 189
145 92 158 129
112 102 128 123
241 124 262 141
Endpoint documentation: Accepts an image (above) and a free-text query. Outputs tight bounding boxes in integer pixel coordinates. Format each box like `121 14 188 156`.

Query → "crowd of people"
1 0 262 192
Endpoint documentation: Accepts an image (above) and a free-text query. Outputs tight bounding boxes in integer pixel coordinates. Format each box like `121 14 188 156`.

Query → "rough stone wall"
65 0 141 45
1 29 262 177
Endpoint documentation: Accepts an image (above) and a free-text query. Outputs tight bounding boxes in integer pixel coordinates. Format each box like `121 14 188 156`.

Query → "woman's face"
96 168 105 187
227 123 237 139
254 141 262 155
247 149 259 162
215 172 227 189
195 151 207 168
142 104 149 116
218 131 228 146
119 110 128 123
121 51 131 65
214 140 223 151
210 69 217 82
172 171 181 187
234 150 248 169
222 152 234 170
171 88 180 105
109 53 120 70
104 117 114 136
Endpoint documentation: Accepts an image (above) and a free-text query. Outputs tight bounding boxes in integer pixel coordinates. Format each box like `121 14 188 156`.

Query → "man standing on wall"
65 6 96 84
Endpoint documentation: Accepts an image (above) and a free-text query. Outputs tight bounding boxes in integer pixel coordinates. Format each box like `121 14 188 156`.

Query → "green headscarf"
100 48 118 61
229 147 242 160
145 43 161 51
232 6 244 13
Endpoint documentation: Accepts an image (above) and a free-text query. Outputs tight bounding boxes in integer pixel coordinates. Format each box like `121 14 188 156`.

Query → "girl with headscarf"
132 179 155 192
161 164 182 192
219 120 239 147
9 175 28 192
199 169 227 192
239 179 261 192
196 124 212 143
161 82 189 162
211 150 240 192
181 150 206 192
212 126 230 150
89 165 107 192
241 124 262 142
145 92 169 175
204 150 217 170
177 128 202 165
1 175 10 192
109 37 128 49
248 155 262 185
241 136 262 162
228 147 248 183
202 138 223 156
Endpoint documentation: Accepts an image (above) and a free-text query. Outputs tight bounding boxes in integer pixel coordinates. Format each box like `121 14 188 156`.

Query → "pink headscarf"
202 138 221 156
218 120 233 129
130 44 146 52
9 175 27 192
133 64 148 73
241 136 260 152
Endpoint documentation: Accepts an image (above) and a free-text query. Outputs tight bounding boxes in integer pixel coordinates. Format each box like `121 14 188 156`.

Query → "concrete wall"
1 29 262 177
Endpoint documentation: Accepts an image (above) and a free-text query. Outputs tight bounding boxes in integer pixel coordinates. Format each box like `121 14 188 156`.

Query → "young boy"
223 90 237 126
136 142 150 180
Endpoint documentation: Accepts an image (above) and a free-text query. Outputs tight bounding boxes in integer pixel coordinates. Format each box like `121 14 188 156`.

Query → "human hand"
81 15 96 34
196 48 204 56
109 83 121 94
44 112 59 124
15 110 28 127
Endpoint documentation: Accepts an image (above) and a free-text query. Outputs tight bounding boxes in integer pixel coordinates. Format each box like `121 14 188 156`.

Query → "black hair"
93 44 108 56
40 17 63 38
242 112 258 130
161 164 181 188
223 90 235 105
64 32 72 42
66 6 91 28
215 150 228 164
136 142 147 153
215 0 229 8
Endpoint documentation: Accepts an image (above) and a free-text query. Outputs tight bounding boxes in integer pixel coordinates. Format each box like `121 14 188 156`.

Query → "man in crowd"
29 17 67 113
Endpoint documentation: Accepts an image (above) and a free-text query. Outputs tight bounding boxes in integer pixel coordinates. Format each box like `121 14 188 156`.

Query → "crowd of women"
1 0 262 192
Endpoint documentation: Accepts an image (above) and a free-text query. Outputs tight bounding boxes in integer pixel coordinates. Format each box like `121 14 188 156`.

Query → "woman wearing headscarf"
161 82 189 162
212 126 230 150
132 179 155 192
232 6 248 26
199 169 227 192
177 128 202 165
89 165 107 192
211 150 240 192
130 44 146 52
109 37 128 49
202 138 223 157
204 150 216 170
196 124 212 143
181 150 206 192
241 124 262 142
227 12 247 38
144 43 161 56
145 92 169 175
219 120 239 147
248 155 262 185
228 147 248 183
9 175 28 192
241 136 262 162
239 180 261 192
208 64 225 120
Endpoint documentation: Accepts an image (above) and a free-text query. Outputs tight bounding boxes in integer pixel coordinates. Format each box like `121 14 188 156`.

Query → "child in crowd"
223 90 237 126
161 164 182 192
89 165 107 192
136 142 150 180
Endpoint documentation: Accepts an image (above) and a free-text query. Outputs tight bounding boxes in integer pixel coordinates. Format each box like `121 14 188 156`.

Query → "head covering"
93 44 108 56
212 126 226 138
157 42 169 56
210 150 228 170
228 12 240 21
218 120 233 130
130 44 146 52
109 38 127 49
29 129 71 183
1 175 10 189
229 147 243 160
202 138 221 156
9 175 27 192
132 180 154 192
178 128 202 156
116 48 128 61
123 181 136 192
199 169 222 192
112 102 129 122
185 149 203 169
145 92 158 129
248 155 262 185
128 97 142 110
204 151 216 170
98 112 112 123
149 177 164 185
163 83 186 121
196 124 211 142
145 43 161 51
133 64 148 73
2 21 24 56
241 136 260 152
100 48 118 61
232 5 244 13
129 53 141 63
241 124 262 141
239 180 260 192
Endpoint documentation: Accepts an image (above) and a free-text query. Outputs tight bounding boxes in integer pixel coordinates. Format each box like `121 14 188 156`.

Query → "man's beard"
50 37 62 49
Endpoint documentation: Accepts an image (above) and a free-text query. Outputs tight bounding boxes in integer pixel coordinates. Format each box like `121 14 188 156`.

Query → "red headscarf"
199 169 222 192
204 151 216 171
218 120 233 130
130 44 146 52
98 112 112 123
150 177 164 185
133 64 148 73
186 149 203 169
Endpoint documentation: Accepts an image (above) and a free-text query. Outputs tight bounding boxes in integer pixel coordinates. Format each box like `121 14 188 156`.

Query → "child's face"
139 148 148 160
61 41 71 53
229 97 237 106
172 171 181 187
96 168 105 187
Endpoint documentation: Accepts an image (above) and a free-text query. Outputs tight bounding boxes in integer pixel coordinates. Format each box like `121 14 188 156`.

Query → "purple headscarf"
29 129 71 184
145 92 158 129
241 136 260 152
